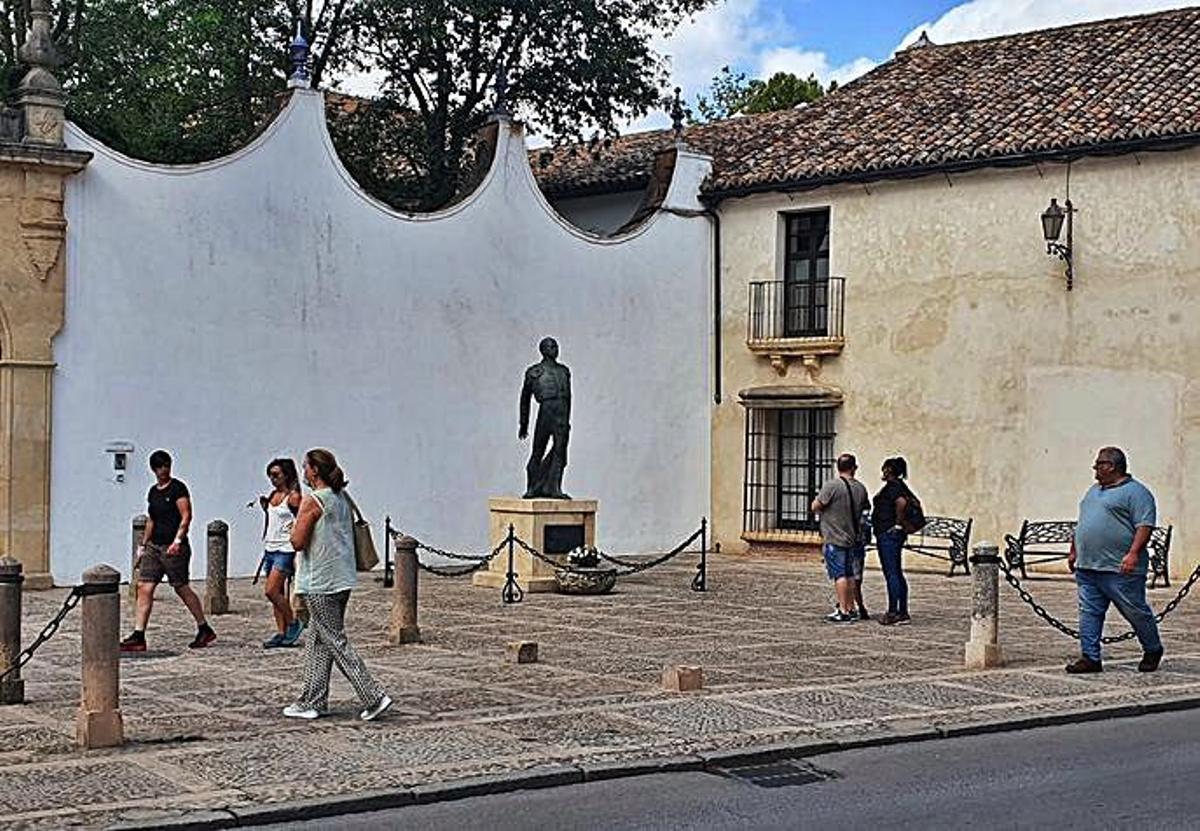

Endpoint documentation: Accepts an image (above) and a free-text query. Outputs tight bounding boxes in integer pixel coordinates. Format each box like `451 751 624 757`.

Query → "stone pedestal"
204 520 230 616
473 498 597 593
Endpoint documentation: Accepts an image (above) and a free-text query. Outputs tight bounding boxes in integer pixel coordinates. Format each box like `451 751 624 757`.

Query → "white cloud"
654 0 778 93
758 48 877 86
897 0 1199 49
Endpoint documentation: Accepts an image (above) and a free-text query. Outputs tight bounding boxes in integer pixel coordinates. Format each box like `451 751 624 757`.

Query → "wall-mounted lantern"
1041 197 1075 290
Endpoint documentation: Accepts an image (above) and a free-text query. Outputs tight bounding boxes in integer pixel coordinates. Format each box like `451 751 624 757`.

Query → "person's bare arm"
290 495 323 552
287 489 302 516
1120 526 1153 575
142 517 154 547
167 497 191 556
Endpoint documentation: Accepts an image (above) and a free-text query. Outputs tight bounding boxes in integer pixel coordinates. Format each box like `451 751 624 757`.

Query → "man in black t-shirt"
120 450 216 652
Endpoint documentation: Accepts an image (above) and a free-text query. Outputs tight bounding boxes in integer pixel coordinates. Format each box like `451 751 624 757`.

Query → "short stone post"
129 515 147 603
205 520 230 616
77 564 123 749
0 558 24 705
388 535 421 644
964 542 1004 669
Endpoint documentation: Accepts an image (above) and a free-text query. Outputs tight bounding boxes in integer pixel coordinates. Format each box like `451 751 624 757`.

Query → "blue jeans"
1075 568 1162 661
876 529 908 615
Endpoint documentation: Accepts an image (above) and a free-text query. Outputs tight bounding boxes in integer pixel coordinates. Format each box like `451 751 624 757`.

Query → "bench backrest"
905 515 972 555
1015 519 1172 558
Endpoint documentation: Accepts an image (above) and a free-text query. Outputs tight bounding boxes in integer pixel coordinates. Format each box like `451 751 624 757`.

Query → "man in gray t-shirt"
812 453 870 623
1066 446 1163 675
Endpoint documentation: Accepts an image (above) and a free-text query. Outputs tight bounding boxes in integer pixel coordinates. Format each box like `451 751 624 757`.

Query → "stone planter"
555 566 617 595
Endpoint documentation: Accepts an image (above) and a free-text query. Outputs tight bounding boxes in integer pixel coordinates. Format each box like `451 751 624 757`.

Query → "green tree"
3 0 716 211
693 66 828 122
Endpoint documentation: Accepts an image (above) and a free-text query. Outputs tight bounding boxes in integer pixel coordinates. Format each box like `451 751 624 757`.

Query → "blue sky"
655 0 1200 103
757 0 963 68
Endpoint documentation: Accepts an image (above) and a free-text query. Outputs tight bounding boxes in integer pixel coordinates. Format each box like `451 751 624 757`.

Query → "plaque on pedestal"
473 497 597 593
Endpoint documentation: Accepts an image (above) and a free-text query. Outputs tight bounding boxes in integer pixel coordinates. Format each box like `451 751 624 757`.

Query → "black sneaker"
857 608 871 621
1065 656 1103 674
189 624 217 649
120 631 146 653
1138 649 1164 673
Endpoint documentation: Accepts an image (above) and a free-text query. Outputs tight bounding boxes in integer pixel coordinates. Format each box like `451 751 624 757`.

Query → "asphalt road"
265 709 1200 830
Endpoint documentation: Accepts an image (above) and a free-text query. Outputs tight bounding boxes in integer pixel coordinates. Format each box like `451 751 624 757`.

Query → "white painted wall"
548 190 645 236
52 90 712 583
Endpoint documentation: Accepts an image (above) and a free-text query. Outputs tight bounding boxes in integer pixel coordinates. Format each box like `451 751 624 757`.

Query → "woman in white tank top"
259 458 303 648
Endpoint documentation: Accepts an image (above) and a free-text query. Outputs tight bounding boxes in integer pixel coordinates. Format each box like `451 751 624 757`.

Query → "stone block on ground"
663 665 704 692
506 641 539 664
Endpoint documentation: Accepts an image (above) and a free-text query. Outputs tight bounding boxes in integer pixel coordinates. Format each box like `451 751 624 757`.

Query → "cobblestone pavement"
4 555 1200 828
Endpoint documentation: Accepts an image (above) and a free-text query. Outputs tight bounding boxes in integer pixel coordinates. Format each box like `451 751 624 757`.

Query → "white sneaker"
282 704 320 720
360 695 392 722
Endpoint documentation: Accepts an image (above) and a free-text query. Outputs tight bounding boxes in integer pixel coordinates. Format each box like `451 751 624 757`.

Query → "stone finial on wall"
16 0 66 147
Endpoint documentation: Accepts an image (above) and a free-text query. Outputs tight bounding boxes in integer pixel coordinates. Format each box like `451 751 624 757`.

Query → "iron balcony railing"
747 277 845 343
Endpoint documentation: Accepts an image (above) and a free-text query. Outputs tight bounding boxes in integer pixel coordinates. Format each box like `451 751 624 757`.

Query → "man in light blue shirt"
1066 446 1163 674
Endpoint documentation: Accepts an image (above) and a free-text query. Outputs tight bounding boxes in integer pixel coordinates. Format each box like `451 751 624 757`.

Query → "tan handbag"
342 492 380 572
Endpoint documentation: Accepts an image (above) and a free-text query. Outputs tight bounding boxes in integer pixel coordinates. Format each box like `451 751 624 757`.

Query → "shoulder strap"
341 490 364 523
843 478 861 537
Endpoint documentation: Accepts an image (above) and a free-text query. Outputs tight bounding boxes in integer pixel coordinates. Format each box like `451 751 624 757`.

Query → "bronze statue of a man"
519 337 571 499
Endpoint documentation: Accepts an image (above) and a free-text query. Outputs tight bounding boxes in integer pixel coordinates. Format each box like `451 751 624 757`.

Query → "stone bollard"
129 515 147 603
77 564 123 749
205 520 230 616
964 542 1005 669
663 665 704 692
0 557 24 705
505 641 538 664
388 535 421 645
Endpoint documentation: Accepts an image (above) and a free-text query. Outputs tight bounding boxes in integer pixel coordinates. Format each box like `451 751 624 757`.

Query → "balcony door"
783 210 830 337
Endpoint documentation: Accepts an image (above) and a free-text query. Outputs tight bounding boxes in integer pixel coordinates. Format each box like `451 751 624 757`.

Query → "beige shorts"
137 539 192 586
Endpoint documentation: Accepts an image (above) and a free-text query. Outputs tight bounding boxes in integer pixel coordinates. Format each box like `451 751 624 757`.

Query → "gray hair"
1098 446 1128 474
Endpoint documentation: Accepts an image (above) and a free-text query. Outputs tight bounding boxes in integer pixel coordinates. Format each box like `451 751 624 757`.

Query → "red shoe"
120 632 147 653
189 625 216 649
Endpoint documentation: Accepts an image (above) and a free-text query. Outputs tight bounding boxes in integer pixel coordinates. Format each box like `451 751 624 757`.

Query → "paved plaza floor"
3 555 1200 828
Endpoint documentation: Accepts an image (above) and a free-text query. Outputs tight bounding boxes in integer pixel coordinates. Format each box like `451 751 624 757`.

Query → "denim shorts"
823 544 864 581
263 551 296 576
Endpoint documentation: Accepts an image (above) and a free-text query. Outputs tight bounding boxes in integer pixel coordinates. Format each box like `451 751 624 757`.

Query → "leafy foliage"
693 65 830 122
1 0 715 211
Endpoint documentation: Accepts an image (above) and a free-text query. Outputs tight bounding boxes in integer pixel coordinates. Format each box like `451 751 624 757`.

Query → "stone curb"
108 693 1200 829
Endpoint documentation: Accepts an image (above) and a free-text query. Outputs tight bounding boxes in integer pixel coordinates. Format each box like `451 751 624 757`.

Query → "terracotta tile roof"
533 6 1200 199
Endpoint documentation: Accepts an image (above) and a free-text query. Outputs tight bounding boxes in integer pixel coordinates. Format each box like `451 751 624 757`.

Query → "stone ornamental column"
964 542 1004 669
0 0 90 587
388 536 421 644
0 557 24 704
76 564 122 748
129 515 146 603
205 520 230 616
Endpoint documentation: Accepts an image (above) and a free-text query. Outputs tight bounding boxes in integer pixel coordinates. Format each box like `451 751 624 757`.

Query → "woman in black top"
872 456 912 626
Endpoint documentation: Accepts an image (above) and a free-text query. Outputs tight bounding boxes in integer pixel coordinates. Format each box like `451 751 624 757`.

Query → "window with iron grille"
743 408 837 534
783 210 831 337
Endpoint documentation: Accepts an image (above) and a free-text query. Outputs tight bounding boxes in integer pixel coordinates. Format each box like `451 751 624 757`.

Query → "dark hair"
149 449 172 470
836 453 857 473
882 456 908 479
1099 446 1128 474
304 448 347 493
267 458 300 491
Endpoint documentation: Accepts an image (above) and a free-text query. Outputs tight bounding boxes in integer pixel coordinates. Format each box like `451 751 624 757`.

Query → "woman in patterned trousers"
283 448 391 721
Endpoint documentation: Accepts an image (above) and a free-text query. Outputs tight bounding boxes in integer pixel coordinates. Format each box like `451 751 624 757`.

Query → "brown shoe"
1138 649 1164 673
1065 656 1103 674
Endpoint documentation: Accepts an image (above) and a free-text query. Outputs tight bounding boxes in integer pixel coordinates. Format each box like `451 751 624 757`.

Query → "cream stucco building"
543 7 1200 577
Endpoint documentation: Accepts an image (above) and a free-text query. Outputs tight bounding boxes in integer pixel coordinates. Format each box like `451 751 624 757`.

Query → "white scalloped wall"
50 90 712 581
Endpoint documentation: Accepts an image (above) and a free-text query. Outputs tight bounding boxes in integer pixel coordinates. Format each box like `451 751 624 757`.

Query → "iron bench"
1003 519 1172 587
868 515 973 577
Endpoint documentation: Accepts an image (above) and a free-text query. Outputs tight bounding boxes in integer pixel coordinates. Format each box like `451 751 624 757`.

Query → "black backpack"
900 484 927 533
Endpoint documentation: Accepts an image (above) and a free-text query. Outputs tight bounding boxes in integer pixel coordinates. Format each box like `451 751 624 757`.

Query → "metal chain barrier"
511 521 707 586
997 557 1200 644
385 525 508 578
0 586 86 683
